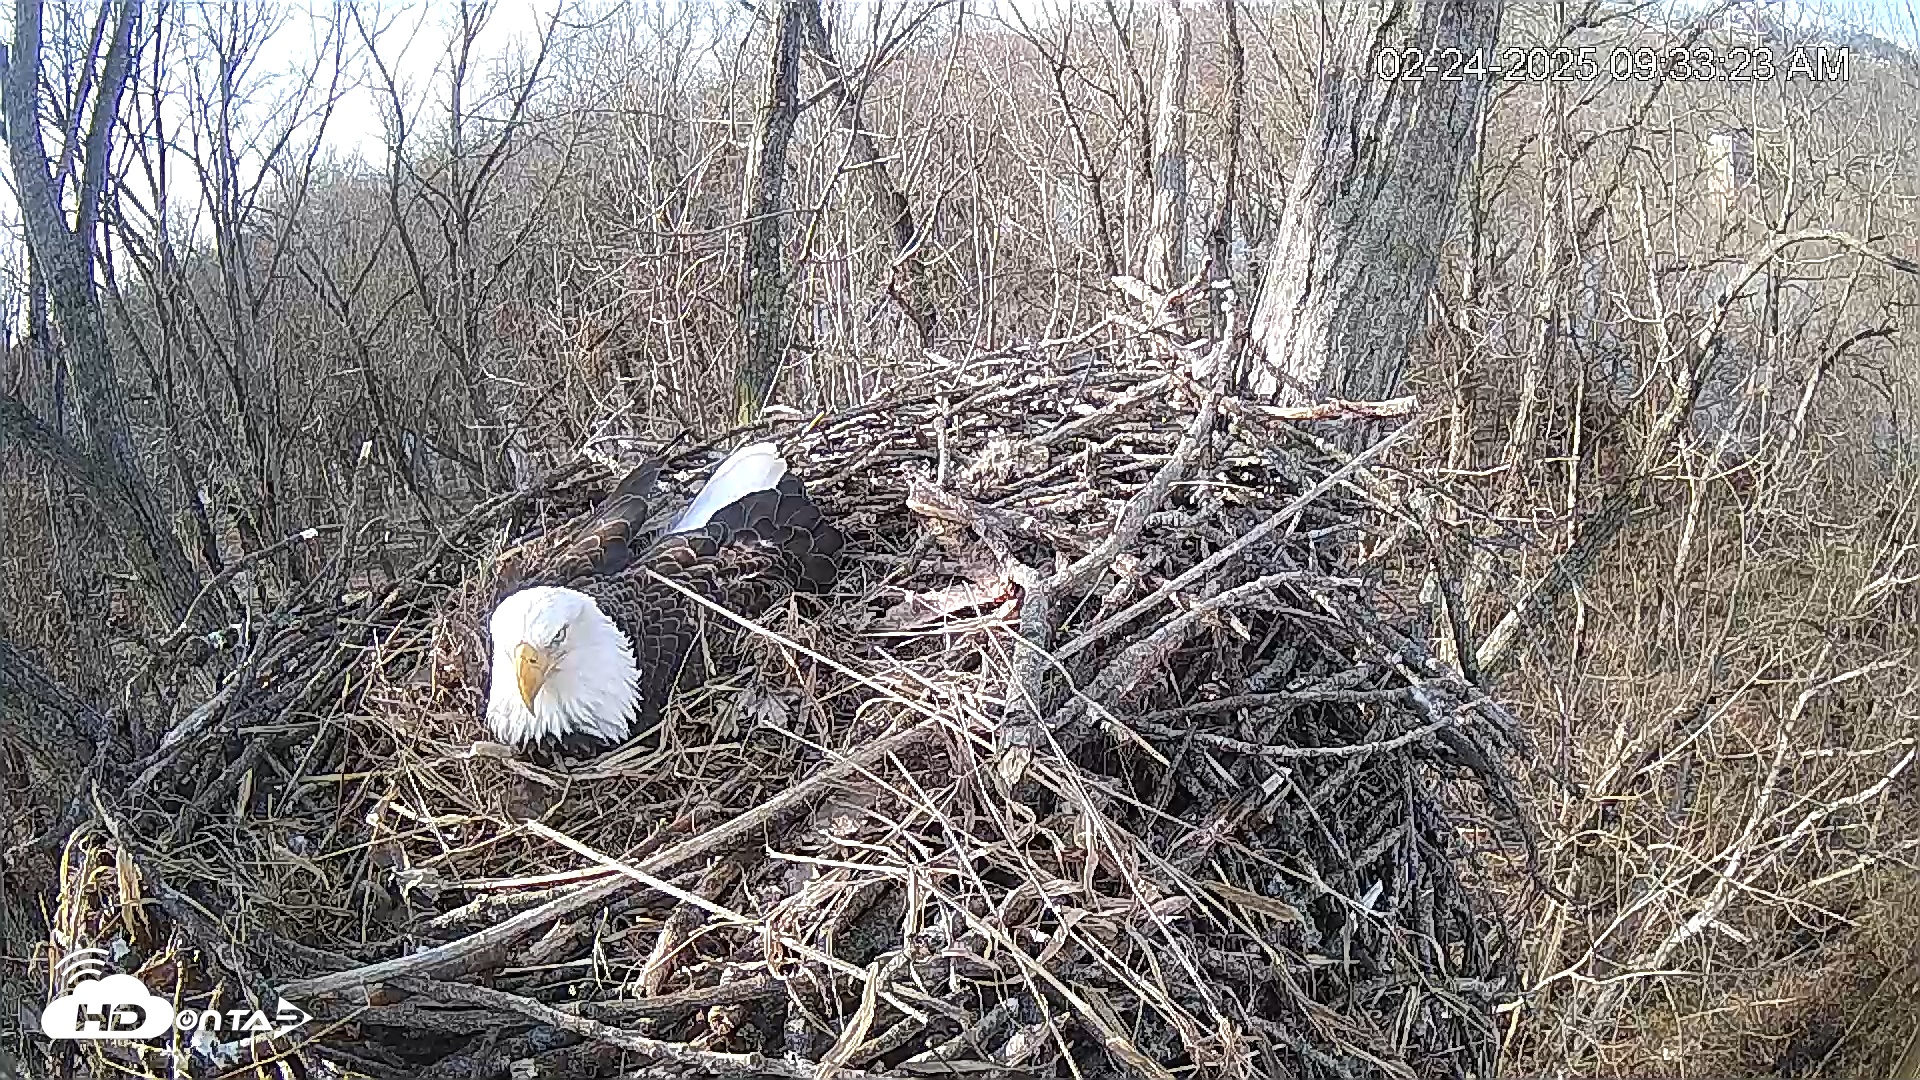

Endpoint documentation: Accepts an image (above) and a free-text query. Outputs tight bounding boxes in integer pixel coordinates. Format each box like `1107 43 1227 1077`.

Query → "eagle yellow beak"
514 642 549 710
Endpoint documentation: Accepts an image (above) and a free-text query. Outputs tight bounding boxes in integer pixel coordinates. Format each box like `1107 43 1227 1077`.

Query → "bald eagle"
484 443 841 748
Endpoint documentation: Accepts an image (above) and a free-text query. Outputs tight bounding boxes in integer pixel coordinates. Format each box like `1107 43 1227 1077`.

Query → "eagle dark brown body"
488 448 843 744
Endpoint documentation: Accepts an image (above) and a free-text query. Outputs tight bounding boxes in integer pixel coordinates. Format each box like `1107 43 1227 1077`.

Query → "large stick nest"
32 348 1525 1080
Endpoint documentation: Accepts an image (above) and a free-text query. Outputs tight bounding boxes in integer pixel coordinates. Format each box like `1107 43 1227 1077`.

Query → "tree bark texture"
1143 0 1192 294
4 0 134 465
735 0 805 423
1204 0 1245 342
1246 0 1503 404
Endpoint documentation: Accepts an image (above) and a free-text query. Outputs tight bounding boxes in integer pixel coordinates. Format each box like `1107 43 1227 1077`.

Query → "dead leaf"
1205 879 1305 924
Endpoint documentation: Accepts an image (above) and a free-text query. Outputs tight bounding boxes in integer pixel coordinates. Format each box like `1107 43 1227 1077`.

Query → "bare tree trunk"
735 0 804 423
797 0 935 350
1142 0 1191 295
1246 0 1503 403
1204 0 1244 343
4 0 134 464
1 0 207 625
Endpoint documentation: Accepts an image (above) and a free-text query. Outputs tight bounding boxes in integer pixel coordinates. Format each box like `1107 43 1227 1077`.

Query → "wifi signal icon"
53 948 110 990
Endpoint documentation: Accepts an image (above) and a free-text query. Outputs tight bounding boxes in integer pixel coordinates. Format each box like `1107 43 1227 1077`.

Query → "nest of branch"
37 348 1523 1080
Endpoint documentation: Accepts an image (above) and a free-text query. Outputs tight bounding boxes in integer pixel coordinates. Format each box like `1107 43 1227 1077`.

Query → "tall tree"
1203 0 1245 341
0 0 207 624
735 0 804 423
1142 0 1191 296
1246 0 1503 403
364 0 563 492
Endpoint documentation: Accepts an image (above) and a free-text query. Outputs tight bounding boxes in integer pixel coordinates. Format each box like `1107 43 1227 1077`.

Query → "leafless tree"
1142 0 1191 296
1202 0 1243 341
1245 0 1504 403
1 2 1918 1074
360 0 571 490
736 0 805 421
797 0 943 349
0 0 208 624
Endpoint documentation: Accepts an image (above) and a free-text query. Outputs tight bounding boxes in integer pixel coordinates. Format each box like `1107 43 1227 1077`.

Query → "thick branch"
74 0 139 264
1204 0 1245 342
1142 0 1191 294
5 0 121 461
1246 0 1504 403
0 393 200 623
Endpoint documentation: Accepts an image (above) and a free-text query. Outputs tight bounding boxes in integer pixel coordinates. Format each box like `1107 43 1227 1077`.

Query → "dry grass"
1479 450 1920 1077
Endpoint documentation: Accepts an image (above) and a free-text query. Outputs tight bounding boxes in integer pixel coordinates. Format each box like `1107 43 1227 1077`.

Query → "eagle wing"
492 462 662 602
578 473 843 727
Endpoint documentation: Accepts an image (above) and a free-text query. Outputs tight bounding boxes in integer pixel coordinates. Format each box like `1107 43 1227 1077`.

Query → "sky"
1820 0 1920 42
270 0 558 169
270 0 1920 176
0 0 1911 254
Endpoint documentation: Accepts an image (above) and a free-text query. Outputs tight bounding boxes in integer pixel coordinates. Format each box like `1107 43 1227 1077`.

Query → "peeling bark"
1246 0 1504 403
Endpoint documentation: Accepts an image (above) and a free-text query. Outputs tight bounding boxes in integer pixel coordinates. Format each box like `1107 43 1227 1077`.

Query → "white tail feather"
671 442 788 532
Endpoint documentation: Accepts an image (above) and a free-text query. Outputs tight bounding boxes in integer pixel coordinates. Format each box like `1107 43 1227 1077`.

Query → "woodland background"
3 0 1920 1075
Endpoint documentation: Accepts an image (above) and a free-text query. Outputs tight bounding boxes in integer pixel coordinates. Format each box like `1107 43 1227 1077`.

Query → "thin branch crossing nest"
39 349 1523 1080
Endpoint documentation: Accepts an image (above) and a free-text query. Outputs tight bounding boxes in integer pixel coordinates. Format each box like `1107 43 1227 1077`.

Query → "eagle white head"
482 442 791 749
485 585 639 747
